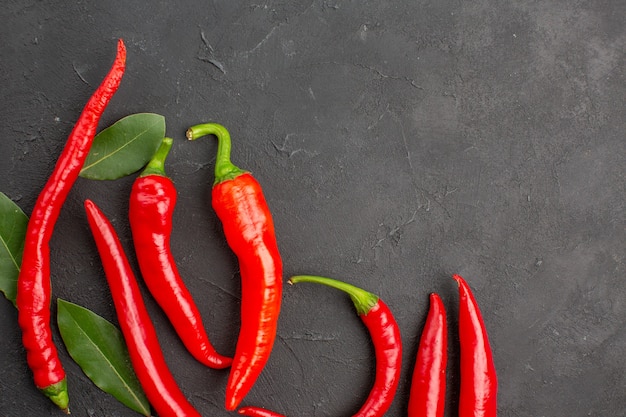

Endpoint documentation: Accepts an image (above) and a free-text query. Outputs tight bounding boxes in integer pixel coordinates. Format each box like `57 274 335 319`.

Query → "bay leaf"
57 299 151 416
80 113 165 180
0 192 28 306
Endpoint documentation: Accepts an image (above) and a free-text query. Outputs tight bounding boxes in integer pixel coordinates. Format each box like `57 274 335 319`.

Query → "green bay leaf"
80 113 166 180
0 192 28 306
57 299 151 416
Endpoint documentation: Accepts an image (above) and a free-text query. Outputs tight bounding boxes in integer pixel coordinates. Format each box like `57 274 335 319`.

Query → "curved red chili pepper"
238 405 286 417
84 199 202 417
408 293 447 417
453 274 497 417
289 275 402 417
16 39 126 412
187 123 283 410
129 137 232 369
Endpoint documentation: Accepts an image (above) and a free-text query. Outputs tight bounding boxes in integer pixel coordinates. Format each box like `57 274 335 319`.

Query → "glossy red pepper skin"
84 199 202 417
453 274 497 417
213 173 283 410
16 39 126 412
212 174 282 410
356 299 402 417
129 137 232 369
187 123 283 411
289 275 402 417
238 406 286 417
408 293 447 417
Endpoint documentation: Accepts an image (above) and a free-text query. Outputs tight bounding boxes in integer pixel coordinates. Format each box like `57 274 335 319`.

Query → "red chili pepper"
408 293 447 417
453 274 497 417
186 123 283 410
16 39 126 412
129 137 232 369
238 406 286 417
84 199 202 417
288 275 402 417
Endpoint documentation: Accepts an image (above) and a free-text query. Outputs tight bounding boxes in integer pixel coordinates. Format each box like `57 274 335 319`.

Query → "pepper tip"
115 38 127 62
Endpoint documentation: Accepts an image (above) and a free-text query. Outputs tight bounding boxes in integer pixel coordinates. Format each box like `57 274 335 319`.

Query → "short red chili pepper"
408 293 447 417
238 406 286 417
453 274 497 417
129 136 232 369
288 275 402 417
84 199 202 417
16 39 126 413
187 123 283 410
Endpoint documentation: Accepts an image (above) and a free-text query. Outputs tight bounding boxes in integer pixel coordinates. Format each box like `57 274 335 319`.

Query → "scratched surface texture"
0 1 624 416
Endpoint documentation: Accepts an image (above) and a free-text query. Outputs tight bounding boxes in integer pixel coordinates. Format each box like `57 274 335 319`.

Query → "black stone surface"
1 1 624 416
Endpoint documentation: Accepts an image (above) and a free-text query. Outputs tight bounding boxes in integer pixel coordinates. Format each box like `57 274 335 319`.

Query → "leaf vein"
68 311 147 412
80 121 160 173
0 224 20 271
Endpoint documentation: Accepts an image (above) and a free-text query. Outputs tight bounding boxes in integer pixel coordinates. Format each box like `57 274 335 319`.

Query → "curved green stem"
140 137 173 177
186 123 246 184
289 275 379 315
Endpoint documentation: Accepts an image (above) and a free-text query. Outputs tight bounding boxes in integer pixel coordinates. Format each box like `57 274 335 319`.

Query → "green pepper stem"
140 137 173 177
289 275 379 315
186 123 246 184
40 378 70 414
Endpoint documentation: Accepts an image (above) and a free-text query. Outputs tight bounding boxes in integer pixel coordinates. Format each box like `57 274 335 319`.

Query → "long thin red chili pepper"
84 199 202 417
408 293 447 417
129 136 232 369
16 39 126 413
453 274 497 417
289 275 402 417
238 406 286 417
187 123 283 410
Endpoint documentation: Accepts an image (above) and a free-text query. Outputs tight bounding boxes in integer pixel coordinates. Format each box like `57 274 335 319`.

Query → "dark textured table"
1 1 624 416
